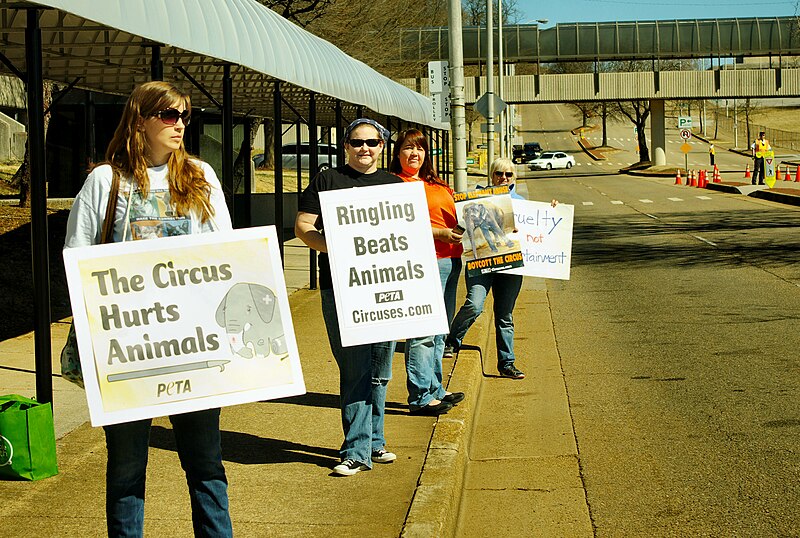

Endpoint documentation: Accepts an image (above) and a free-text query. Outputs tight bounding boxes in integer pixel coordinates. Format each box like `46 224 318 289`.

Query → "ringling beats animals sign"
63 226 305 426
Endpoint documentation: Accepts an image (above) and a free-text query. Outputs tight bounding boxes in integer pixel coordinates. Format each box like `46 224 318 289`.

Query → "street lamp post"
498 0 504 158
486 0 495 172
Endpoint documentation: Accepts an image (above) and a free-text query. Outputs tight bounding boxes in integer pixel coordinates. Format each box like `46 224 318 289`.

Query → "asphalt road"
512 104 800 536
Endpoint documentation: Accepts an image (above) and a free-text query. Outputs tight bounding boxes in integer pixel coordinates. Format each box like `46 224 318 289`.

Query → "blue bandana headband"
344 118 390 143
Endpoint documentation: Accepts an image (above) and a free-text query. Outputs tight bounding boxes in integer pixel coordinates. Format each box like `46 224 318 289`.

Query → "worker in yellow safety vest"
750 131 771 186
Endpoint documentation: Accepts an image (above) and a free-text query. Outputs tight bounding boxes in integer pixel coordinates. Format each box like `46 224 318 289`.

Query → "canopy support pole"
273 81 284 260
307 92 318 290
222 64 234 222
27 7 53 405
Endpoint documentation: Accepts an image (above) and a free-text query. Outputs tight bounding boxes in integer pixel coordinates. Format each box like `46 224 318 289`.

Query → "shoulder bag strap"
100 169 120 244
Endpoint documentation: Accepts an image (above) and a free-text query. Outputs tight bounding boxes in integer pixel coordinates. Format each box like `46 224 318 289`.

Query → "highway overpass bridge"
397 17 800 164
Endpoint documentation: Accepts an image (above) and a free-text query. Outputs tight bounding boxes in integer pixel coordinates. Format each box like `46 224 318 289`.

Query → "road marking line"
696 196 712 200
668 197 683 201
693 235 717 247
611 200 624 204
582 201 594 205
639 199 653 203
644 213 659 219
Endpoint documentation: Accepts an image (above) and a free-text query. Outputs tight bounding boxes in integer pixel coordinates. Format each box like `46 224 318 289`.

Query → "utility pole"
448 0 468 191
486 0 495 172
498 0 505 158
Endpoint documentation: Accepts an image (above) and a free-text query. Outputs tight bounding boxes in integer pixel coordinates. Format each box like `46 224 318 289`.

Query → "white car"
528 151 575 170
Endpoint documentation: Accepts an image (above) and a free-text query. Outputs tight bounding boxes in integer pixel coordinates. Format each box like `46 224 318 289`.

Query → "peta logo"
375 290 403 304
156 379 192 397
0 435 12 467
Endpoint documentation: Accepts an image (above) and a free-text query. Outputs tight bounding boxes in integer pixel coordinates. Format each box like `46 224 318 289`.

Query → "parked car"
251 143 338 172
282 143 338 172
512 142 542 164
528 151 575 170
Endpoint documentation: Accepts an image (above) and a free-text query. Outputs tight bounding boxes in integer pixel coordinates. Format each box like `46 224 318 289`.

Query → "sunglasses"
152 108 191 126
348 138 382 148
494 171 514 178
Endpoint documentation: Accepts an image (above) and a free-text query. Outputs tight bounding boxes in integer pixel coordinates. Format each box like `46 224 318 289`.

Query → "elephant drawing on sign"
462 201 514 259
215 282 288 359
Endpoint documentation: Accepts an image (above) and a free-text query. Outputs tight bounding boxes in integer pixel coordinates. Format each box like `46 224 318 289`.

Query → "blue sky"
517 0 799 25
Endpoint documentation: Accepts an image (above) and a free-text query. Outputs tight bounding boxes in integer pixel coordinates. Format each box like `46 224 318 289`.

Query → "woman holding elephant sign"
64 81 233 537
446 158 557 380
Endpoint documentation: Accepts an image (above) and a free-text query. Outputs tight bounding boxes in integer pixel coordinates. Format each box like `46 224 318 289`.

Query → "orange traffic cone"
701 170 709 188
785 165 792 180
690 170 697 187
776 166 782 181
713 166 722 183
744 164 751 179
698 170 705 188
795 166 800 182
674 169 682 185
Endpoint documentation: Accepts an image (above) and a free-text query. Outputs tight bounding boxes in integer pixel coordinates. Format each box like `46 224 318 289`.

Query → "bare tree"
615 99 650 163
257 0 333 27
11 81 54 207
306 0 448 79
462 0 523 26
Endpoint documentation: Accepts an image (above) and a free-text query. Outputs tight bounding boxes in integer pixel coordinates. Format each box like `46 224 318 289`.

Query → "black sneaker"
443 345 454 358
371 449 397 463
498 365 525 379
332 459 369 476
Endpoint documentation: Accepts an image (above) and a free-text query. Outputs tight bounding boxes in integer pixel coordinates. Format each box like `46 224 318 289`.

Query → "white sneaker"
332 459 369 476
371 449 397 463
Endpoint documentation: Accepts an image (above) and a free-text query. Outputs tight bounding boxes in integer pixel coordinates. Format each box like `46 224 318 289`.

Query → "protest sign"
454 185 523 277
504 200 574 280
319 182 448 346
63 226 304 426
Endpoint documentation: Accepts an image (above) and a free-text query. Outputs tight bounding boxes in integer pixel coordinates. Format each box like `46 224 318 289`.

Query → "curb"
704 181 800 206
401 297 494 538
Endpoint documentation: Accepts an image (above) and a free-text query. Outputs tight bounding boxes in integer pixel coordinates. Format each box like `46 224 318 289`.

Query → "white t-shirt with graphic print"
64 161 232 248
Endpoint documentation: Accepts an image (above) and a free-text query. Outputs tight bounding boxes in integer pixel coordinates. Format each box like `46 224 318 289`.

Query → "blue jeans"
321 289 394 467
103 408 232 538
447 271 523 368
405 257 462 408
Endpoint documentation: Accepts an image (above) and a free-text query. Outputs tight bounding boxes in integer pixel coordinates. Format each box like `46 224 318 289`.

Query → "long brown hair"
389 129 446 186
103 81 213 222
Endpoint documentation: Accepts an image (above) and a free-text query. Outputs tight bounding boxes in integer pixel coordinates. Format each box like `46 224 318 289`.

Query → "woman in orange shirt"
389 129 464 415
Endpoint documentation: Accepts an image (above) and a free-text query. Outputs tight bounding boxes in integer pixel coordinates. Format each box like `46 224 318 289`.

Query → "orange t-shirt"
398 172 463 259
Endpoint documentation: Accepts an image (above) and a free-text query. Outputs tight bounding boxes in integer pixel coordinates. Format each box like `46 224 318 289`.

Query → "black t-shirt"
298 164 402 289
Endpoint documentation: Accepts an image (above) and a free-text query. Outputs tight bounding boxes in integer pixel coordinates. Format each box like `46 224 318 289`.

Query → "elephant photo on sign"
462 201 515 259
216 282 288 359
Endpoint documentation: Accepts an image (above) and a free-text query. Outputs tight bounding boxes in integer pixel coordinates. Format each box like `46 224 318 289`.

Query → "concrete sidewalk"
0 228 590 537
0 237 490 536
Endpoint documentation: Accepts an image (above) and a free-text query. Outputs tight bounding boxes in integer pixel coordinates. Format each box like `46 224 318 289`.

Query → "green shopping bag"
0 394 59 481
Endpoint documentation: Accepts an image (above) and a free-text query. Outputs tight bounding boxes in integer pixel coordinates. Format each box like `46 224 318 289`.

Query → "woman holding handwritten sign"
389 129 465 415
64 82 233 536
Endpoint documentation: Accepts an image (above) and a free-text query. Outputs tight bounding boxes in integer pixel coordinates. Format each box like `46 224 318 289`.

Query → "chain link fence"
712 114 800 151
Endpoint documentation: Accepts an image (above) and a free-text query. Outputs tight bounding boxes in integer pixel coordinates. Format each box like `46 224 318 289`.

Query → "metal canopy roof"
0 0 445 128
398 17 800 64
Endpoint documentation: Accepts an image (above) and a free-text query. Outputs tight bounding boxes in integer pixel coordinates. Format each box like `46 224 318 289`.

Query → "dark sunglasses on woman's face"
348 138 382 148
152 108 191 126
494 171 514 178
